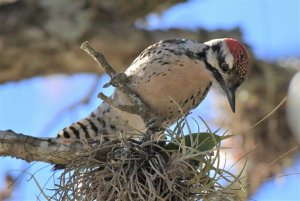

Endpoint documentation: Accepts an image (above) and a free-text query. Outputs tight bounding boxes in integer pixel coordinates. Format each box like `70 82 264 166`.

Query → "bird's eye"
221 63 229 72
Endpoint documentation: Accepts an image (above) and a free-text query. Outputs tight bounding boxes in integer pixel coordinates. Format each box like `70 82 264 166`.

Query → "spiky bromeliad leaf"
165 132 224 152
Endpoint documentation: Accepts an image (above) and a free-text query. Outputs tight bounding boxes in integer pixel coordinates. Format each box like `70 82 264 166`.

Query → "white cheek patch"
205 49 219 68
220 43 234 69
225 53 234 69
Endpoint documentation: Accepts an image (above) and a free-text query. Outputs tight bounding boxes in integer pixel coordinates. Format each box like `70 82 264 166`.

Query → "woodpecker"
57 38 248 141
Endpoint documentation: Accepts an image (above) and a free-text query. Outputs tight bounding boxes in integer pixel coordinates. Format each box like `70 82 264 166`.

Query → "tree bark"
0 130 112 165
0 0 243 84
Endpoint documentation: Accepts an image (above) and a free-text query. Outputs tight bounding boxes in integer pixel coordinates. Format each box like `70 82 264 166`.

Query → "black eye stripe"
212 43 221 52
211 44 227 70
202 59 226 88
217 53 228 72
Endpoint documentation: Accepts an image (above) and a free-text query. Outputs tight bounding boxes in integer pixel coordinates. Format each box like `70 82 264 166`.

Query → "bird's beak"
223 85 236 113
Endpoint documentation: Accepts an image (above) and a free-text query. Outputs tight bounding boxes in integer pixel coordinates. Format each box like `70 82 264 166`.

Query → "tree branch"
0 27 244 84
80 42 151 124
0 130 113 165
80 42 116 77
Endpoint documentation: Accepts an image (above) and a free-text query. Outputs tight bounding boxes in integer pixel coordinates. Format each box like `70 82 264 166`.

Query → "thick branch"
0 27 244 84
0 130 113 165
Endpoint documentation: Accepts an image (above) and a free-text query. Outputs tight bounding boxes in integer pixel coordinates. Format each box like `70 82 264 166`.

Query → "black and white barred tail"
57 114 109 140
53 109 143 170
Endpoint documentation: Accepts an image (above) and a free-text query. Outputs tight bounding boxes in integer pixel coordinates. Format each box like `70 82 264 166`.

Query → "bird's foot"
146 117 164 134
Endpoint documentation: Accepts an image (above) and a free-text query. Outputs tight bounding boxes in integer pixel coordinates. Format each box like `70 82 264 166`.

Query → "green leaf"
165 132 224 152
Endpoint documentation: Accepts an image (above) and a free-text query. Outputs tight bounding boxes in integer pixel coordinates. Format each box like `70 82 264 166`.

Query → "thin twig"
80 41 116 77
242 96 288 135
80 41 151 125
98 92 142 115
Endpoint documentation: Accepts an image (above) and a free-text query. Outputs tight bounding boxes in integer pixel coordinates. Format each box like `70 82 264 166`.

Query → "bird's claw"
146 117 164 134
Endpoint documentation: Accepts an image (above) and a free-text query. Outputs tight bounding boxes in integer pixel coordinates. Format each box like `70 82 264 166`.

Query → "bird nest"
51 120 244 201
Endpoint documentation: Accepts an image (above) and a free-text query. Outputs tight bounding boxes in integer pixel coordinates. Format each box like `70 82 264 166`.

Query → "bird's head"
204 38 249 112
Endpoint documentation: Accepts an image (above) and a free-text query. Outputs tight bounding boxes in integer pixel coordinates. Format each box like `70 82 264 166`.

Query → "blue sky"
145 0 300 60
0 0 300 200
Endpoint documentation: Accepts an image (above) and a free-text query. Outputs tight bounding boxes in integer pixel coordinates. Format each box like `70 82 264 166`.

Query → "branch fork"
80 41 154 127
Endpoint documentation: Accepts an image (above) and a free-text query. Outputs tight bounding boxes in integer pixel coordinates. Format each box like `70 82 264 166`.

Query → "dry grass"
51 119 245 201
